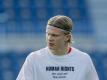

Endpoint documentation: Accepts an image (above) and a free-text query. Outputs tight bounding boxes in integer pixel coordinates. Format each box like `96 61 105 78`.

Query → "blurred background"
0 0 107 80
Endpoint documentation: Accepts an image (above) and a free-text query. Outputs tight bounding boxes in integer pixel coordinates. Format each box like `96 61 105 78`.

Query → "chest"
33 58 88 80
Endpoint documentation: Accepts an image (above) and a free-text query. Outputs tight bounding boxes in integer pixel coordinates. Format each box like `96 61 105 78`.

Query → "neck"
50 45 70 56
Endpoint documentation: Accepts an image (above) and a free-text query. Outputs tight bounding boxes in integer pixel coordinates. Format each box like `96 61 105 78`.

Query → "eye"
52 34 58 37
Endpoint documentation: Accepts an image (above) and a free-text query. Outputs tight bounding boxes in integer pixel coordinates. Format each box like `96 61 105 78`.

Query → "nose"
47 35 54 42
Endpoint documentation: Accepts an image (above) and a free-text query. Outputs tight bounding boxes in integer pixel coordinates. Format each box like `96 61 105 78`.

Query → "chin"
48 46 56 50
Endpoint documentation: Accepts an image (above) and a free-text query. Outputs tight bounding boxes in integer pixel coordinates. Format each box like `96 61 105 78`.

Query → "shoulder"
72 47 92 62
26 47 48 61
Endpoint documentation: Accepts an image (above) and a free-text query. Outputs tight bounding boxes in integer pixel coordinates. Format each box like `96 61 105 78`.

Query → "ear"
64 34 71 42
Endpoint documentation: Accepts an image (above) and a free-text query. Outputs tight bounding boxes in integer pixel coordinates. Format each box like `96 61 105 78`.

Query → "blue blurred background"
0 0 107 80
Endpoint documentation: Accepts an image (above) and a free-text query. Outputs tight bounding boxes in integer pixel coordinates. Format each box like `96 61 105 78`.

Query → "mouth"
48 43 54 47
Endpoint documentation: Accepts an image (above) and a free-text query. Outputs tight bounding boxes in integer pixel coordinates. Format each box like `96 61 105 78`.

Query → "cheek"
56 37 65 44
46 35 49 42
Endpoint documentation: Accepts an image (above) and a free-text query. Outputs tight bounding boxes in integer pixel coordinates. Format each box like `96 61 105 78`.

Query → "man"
16 15 99 80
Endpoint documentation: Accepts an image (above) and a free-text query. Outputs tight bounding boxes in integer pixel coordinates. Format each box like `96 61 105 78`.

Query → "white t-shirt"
16 47 99 80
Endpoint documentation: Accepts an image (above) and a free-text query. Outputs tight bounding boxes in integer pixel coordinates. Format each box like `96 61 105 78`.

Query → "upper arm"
16 53 35 80
86 55 99 80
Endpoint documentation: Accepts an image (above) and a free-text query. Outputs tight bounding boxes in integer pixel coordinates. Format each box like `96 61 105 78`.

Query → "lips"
49 43 54 47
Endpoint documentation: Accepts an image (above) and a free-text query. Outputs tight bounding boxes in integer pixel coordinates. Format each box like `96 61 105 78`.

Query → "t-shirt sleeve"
16 53 35 80
86 55 99 80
